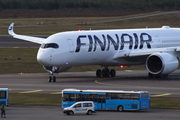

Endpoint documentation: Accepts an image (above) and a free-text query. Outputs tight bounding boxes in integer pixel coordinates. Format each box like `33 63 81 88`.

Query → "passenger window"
83 103 92 107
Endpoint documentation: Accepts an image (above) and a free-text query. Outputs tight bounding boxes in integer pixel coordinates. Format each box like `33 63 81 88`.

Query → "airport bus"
0 88 9 107
62 89 150 111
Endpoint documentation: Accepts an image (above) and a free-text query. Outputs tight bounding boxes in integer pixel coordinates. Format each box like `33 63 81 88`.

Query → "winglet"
8 23 16 36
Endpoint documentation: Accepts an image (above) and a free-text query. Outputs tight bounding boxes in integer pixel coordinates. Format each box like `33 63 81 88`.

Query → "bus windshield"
62 89 150 111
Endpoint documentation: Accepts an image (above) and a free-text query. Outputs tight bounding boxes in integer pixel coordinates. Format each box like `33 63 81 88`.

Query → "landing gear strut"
96 67 116 77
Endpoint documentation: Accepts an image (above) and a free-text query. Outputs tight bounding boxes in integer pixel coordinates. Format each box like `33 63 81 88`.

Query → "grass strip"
9 93 61 106
9 93 180 109
150 97 180 109
0 48 146 74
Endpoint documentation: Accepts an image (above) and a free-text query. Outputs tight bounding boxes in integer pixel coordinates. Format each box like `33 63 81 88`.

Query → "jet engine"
146 53 179 75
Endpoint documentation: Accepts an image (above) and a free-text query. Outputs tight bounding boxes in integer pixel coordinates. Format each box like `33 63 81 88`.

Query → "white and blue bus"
0 88 9 107
62 89 150 111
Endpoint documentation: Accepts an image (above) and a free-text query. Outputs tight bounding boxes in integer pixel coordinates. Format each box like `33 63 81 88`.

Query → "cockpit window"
41 43 59 49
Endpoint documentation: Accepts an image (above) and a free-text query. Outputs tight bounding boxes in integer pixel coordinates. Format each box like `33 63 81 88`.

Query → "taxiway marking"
51 92 62 94
151 93 172 97
19 90 43 93
95 79 180 90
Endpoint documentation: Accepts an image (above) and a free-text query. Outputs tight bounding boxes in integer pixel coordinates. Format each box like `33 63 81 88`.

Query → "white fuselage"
37 26 180 67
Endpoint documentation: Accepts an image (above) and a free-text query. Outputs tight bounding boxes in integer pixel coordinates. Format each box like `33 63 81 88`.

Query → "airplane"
8 23 180 82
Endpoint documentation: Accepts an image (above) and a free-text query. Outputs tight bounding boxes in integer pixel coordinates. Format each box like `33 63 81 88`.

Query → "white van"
63 101 95 115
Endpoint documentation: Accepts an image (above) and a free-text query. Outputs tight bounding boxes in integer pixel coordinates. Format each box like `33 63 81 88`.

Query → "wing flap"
8 23 45 44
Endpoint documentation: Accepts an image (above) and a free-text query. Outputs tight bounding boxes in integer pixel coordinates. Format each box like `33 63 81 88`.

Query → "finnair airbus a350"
8 23 180 82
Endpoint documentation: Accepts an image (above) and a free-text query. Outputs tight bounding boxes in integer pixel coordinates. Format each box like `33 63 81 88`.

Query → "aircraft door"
67 39 74 53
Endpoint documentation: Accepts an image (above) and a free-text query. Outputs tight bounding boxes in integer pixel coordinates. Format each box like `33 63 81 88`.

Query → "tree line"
0 0 179 11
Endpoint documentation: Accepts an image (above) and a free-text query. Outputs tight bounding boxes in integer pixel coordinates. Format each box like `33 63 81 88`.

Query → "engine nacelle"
43 66 71 73
146 53 179 75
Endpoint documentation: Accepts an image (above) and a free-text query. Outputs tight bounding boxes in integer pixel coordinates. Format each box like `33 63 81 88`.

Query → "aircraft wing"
113 47 180 60
8 23 45 44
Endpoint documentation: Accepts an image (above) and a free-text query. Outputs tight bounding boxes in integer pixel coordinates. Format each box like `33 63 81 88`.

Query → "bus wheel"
118 105 123 112
68 111 74 115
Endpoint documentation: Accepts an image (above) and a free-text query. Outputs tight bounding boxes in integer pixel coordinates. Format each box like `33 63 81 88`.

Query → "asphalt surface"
5 106 180 120
0 70 180 97
1 70 180 120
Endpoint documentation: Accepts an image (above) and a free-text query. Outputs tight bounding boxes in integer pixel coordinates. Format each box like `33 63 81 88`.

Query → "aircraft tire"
103 69 109 77
53 76 56 82
96 69 101 77
110 69 116 77
48 76 52 82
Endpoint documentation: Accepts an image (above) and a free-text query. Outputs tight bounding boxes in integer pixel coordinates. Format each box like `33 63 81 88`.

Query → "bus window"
63 93 69 101
130 93 139 100
122 93 131 99
107 93 117 99
69 94 80 101
0 91 6 99
82 94 90 101
99 95 106 103
63 93 80 101
117 93 123 99
111 93 117 99
90 94 97 102
141 93 149 98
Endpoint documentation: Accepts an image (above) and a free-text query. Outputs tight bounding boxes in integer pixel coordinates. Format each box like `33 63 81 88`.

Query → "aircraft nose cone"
37 51 50 66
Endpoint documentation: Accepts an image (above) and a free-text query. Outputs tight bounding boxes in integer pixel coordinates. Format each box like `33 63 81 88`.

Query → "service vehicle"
63 101 95 115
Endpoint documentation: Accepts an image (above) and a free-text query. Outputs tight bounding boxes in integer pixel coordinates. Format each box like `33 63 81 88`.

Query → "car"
63 101 95 115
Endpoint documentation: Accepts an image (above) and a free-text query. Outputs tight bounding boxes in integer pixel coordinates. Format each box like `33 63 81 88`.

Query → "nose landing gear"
48 66 58 82
48 73 56 82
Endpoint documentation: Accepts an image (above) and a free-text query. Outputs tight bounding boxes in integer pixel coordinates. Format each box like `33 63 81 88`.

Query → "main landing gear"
96 67 116 77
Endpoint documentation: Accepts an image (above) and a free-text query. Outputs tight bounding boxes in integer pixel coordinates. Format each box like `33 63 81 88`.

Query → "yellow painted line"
9 89 12 91
51 92 62 94
95 79 180 90
151 93 172 97
125 70 133 72
19 90 43 94
95 78 116 86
